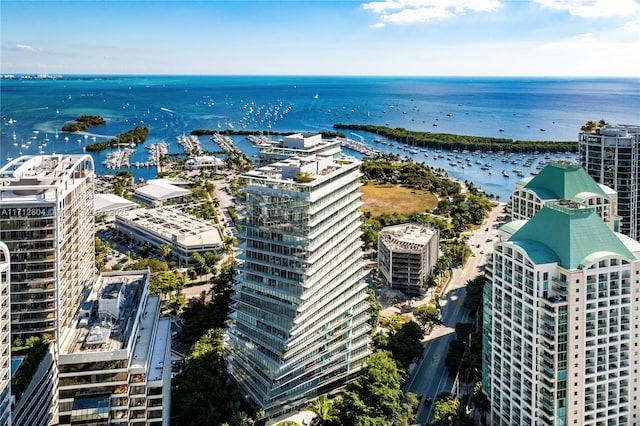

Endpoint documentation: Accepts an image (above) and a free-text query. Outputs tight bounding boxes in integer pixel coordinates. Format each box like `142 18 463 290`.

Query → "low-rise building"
133 182 191 206
115 207 223 267
184 156 224 170
57 270 171 425
378 223 439 297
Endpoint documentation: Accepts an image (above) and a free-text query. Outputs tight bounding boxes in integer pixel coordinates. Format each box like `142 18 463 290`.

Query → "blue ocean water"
1 75 638 200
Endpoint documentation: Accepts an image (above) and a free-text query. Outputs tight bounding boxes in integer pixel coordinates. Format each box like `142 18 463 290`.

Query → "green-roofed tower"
483 201 640 426
511 161 619 233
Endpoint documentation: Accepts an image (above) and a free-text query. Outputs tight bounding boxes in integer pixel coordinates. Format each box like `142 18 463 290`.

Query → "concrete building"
11 343 57 426
184 155 224 170
258 133 342 165
0 155 95 341
133 181 191 206
511 160 619 231
0 243 10 426
377 223 439 297
228 154 371 416
58 270 171 425
115 207 223 267
483 201 640 426
579 124 640 241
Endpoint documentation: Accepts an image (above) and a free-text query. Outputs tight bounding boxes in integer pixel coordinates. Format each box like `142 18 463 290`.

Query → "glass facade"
229 157 371 416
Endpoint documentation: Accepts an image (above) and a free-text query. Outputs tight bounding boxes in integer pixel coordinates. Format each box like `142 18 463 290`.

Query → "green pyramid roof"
508 202 634 269
523 161 608 200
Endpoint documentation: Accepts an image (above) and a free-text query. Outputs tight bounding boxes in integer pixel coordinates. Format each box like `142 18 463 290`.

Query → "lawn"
360 184 438 216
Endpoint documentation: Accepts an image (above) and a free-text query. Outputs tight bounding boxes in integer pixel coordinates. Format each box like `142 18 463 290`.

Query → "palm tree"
304 394 340 425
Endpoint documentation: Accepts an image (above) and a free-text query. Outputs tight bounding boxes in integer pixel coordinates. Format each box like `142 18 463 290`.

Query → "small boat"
498 128 504 132
502 170 509 177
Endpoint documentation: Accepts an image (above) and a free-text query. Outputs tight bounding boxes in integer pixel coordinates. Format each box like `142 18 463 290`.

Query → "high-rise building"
579 124 640 241
377 223 439 297
0 155 95 341
483 202 640 425
57 270 172 426
257 133 342 165
228 154 371 416
0 242 10 426
511 160 619 230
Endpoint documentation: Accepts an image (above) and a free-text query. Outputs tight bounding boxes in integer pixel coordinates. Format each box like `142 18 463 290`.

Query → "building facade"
377 223 439 297
0 155 95 341
579 124 640 241
58 271 171 426
0 243 10 426
257 133 342 165
483 202 640 425
228 154 371 416
115 207 223 267
511 160 619 230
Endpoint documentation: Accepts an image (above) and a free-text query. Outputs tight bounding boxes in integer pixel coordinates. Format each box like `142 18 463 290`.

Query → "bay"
1 75 638 200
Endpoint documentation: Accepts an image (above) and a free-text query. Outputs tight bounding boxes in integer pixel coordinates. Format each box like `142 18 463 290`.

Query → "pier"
211 133 240 153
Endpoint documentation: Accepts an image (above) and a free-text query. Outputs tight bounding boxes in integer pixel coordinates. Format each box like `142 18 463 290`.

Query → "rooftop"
94 193 138 216
379 223 437 250
506 201 636 269
244 154 358 185
62 271 149 356
522 161 608 201
117 207 223 247
134 182 191 202
0 154 94 202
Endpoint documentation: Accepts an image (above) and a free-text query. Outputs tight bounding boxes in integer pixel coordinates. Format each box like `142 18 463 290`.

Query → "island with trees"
334 123 578 153
61 115 106 132
84 126 149 152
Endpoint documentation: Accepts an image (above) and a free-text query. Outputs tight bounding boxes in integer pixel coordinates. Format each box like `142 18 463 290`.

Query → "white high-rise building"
579 124 640 241
0 155 95 342
484 201 640 425
511 160 619 231
228 154 371 416
0 242 10 426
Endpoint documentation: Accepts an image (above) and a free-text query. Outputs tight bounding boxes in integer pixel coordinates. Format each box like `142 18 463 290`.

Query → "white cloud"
15 44 38 52
623 17 640 30
544 32 597 49
361 0 503 25
534 0 640 18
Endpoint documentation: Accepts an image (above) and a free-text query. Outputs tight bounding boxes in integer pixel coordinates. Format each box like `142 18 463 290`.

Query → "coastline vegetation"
84 126 149 152
334 123 578 153
61 115 106 132
191 128 346 139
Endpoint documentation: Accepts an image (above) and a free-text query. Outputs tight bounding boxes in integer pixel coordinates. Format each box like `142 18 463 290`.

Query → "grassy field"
360 184 438 216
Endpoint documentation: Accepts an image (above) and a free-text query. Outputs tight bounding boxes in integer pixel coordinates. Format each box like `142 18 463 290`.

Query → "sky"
1 0 639 77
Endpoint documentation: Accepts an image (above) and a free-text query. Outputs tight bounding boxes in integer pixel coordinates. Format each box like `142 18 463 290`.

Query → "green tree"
157 243 172 260
365 288 381 328
305 394 340 425
191 251 206 275
413 304 442 333
432 393 460 426
385 320 424 370
358 351 404 420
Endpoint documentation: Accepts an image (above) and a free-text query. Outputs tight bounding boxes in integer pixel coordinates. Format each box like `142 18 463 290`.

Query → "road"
407 203 506 425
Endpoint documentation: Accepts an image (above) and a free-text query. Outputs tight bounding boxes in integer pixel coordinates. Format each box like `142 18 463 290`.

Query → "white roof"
94 193 138 215
134 183 191 201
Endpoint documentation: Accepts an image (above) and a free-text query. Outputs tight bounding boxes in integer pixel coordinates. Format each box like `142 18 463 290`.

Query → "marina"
1 75 635 200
